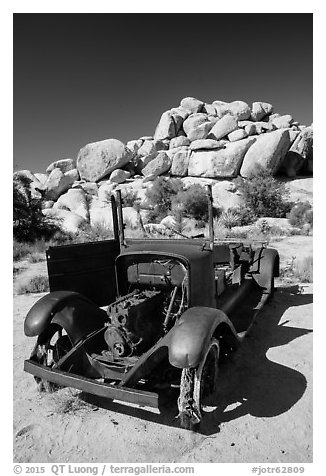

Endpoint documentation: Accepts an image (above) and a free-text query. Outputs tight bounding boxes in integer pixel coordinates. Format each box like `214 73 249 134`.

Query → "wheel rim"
33 324 72 391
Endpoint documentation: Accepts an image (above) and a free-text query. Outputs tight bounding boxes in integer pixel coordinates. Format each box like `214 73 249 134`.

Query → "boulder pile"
14 97 313 232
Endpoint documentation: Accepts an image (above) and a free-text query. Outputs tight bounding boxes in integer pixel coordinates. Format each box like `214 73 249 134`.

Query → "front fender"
167 307 236 369
24 291 107 344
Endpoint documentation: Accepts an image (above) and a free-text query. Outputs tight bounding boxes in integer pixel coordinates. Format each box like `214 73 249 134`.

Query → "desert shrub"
218 209 241 230
287 201 313 228
122 189 139 208
17 274 49 294
235 166 293 219
13 175 60 242
145 177 184 221
73 223 114 243
228 206 257 226
48 231 76 247
28 252 46 263
173 184 211 221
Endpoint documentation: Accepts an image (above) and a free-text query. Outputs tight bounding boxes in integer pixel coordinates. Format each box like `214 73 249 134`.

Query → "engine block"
105 290 164 358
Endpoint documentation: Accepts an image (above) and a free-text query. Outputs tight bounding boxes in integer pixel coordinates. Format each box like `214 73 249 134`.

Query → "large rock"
212 180 242 210
169 136 190 149
212 100 228 117
142 151 172 177
97 182 117 203
228 129 248 142
272 114 294 129
137 140 157 157
65 169 80 182
250 102 273 121
183 113 208 135
44 168 78 201
188 137 256 178
190 139 226 151
121 206 140 228
153 111 176 140
54 188 89 221
225 101 251 121
187 122 212 141
170 147 190 177
170 106 190 121
77 139 133 182
89 199 115 229
34 173 48 185
279 126 313 177
42 208 87 233
285 177 313 205
180 97 204 114
72 181 98 196
138 151 158 171
202 103 217 116
46 158 76 175
240 129 291 177
126 139 143 156
109 169 131 184
208 114 238 140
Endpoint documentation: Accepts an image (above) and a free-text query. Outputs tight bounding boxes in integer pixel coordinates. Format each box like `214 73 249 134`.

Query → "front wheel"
32 323 72 392
178 339 219 430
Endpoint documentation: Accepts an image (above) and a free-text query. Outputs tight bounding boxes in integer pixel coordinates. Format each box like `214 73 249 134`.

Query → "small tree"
173 184 210 221
235 166 292 218
13 175 59 242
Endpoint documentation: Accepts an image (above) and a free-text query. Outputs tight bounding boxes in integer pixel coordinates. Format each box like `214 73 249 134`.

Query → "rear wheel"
178 339 219 430
33 324 72 392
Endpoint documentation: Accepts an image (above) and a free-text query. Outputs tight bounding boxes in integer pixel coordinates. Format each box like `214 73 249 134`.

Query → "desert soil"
13 236 313 463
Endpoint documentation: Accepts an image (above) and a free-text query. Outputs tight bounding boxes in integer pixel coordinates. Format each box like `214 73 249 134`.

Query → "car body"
24 191 279 429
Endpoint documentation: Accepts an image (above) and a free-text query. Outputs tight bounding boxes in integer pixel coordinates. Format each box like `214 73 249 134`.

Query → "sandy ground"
13 236 313 463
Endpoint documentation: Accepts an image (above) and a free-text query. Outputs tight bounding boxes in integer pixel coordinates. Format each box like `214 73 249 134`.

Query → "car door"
46 196 120 307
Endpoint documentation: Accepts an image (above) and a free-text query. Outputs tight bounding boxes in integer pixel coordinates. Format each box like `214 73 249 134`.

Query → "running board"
24 360 159 408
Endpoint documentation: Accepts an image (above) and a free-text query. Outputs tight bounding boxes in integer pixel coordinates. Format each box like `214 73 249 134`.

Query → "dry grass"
280 255 313 283
293 256 313 283
17 274 49 294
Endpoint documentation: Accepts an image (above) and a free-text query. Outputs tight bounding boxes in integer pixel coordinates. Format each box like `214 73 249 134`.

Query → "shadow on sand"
79 285 313 435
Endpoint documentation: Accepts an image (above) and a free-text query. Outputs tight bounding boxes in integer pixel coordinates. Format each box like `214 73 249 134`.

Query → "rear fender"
250 248 279 293
24 291 107 344
167 307 238 369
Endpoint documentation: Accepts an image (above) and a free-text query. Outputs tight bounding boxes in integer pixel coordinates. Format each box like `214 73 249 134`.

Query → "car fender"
167 306 237 369
250 247 279 294
24 291 107 344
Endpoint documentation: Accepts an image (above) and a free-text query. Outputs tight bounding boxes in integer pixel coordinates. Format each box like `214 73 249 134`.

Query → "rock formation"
14 96 313 232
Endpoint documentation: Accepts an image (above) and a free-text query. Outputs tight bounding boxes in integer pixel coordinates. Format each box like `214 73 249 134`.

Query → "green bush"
235 166 293 219
287 201 313 228
173 184 211 221
145 177 184 222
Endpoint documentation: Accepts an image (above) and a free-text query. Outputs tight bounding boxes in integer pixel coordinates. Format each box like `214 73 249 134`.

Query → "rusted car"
24 188 279 429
